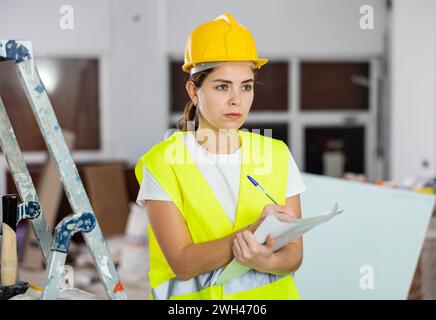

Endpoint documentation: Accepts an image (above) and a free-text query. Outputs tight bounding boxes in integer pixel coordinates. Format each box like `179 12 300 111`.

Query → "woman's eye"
216 84 228 90
242 84 252 91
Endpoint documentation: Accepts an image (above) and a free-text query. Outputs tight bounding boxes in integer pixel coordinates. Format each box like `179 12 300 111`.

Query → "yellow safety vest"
135 130 300 300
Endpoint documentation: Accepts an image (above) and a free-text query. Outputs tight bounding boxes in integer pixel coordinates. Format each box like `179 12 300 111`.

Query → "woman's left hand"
232 231 275 272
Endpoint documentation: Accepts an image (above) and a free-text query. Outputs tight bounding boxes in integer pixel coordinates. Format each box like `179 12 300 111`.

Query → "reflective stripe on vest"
136 130 298 299
151 269 294 300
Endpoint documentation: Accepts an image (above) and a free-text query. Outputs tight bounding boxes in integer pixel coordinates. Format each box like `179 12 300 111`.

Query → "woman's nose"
229 89 241 106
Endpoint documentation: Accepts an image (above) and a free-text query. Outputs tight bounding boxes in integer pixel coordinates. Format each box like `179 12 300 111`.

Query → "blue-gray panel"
295 173 435 299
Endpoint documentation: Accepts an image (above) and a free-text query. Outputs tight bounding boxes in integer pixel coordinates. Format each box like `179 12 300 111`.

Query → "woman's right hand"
247 204 299 233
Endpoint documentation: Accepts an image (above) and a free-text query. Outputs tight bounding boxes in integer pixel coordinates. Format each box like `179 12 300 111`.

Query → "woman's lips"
224 113 241 120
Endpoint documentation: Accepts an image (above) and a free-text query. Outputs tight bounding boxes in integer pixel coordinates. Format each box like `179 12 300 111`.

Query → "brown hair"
177 69 214 131
177 67 259 131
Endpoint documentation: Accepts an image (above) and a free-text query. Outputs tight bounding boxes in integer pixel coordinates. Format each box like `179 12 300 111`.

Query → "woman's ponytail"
176 68 215 132
177 101 199 131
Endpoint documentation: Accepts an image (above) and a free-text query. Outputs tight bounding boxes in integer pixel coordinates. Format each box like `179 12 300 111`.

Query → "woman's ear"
185 80 198 105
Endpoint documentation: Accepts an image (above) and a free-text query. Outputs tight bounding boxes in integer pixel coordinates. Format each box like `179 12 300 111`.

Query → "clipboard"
214 203 344 285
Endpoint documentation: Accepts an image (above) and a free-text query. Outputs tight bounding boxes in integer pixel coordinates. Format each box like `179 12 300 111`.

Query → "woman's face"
195 62 254 131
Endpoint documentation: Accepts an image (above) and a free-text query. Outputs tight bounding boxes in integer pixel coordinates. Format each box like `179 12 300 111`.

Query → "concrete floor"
17 266 150 300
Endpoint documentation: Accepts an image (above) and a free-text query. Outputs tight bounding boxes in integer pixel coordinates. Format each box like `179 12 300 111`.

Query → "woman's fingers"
275 212 298 222
241 231 259 254
265 234 275 249
260 205 273 218
260 204 298 225
232 246 239 260
233 235 242 258
237 232 250 255
275 205 298 218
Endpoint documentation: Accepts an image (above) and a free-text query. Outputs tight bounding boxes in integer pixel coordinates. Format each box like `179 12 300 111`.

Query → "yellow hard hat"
182 13 268 74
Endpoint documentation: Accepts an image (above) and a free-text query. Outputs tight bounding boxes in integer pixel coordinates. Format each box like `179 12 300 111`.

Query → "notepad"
214 203 344 285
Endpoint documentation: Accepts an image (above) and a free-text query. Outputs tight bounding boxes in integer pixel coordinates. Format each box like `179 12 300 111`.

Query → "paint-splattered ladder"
0 40 126 300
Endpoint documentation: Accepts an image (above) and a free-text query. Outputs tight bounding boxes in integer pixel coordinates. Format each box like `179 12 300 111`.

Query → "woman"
135 13 306 300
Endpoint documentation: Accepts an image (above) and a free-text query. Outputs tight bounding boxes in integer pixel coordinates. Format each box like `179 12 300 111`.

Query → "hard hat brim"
182 58 268 73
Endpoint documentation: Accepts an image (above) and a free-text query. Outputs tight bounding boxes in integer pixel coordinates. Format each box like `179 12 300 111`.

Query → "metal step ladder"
0 40 127 300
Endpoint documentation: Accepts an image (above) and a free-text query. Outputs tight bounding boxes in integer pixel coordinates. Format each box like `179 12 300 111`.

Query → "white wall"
109 0 167 164
390 0 436 182
0 0 111 55
167 0 385 57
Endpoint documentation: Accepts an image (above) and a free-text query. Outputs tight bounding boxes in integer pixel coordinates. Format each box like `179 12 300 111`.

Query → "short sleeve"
136 165 171 207
286 150 307 197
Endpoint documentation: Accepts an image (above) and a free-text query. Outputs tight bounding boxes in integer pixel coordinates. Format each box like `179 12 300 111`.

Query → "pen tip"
247 175 258 186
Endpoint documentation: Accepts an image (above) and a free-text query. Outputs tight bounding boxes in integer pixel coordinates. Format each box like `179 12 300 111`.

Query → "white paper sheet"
214 203 344 285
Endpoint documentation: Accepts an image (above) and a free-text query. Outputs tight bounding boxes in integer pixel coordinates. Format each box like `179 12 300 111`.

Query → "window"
301 62 369 111
0 58 100 151
305 126 365 176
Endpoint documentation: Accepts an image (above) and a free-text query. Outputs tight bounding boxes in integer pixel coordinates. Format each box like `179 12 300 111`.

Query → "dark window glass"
305 126 365 176
301 62 369 111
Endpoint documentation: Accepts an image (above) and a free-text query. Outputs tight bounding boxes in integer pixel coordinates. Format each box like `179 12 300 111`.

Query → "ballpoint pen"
247 175 278 204
247 175 302 224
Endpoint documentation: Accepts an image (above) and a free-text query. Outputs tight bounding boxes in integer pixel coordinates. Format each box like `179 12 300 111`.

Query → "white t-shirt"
136 133 306 224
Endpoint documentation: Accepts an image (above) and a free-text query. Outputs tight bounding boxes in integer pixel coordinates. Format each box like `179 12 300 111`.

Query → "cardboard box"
83 163 130 238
